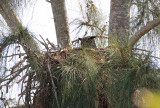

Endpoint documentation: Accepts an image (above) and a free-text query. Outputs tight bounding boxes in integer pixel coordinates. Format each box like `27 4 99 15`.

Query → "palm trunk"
109 0 130 45
50 0 71 48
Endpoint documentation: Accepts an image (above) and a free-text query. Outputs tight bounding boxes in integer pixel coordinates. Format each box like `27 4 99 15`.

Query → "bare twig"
46 55 60 108
133 48 151 53
2 53 26 58
7 65 29 85
11 57 27 74
46 38 56 49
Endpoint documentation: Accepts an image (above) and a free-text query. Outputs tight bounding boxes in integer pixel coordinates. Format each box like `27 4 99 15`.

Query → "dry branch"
11 57 27 74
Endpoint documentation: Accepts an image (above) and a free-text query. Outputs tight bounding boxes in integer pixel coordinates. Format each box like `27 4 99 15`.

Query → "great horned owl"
80 36 96 48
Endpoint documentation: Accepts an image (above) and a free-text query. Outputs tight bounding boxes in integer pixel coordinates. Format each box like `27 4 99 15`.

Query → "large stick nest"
0 36 160 108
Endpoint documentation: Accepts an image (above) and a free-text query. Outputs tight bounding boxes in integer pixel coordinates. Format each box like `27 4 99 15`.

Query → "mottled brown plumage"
80 36 96 48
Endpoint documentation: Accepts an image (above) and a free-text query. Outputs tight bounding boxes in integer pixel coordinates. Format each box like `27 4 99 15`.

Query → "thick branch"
129 17 160 48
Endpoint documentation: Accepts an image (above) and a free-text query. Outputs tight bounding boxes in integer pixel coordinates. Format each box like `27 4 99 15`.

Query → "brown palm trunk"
109 0 130 45
50 0 71 48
